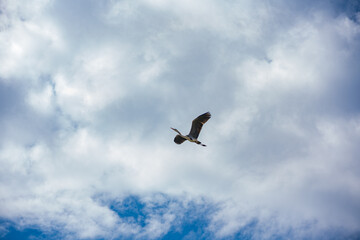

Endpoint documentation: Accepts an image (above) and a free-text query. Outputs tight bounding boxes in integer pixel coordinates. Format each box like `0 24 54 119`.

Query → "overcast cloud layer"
1 0 360 239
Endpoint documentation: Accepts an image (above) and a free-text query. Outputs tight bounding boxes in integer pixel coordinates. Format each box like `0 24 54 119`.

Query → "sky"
0 0 360 239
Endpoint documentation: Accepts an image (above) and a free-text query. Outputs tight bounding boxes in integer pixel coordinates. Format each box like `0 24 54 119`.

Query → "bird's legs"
195 140 206 147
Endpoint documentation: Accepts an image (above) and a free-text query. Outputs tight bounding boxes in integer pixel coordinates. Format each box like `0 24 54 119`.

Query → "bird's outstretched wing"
174 134 187 144
189 112 211 139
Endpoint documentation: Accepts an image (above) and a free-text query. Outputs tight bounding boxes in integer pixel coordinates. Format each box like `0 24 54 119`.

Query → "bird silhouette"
171 112 211 147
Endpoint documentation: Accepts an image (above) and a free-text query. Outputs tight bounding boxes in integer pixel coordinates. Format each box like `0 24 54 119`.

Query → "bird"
171 112 211 147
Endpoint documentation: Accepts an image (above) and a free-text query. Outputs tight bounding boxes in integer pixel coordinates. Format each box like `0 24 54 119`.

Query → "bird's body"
171 112 211 147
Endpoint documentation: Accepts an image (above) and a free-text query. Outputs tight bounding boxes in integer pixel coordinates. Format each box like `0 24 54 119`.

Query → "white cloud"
1 0 360 239
27 83 55 114
53 46 128 121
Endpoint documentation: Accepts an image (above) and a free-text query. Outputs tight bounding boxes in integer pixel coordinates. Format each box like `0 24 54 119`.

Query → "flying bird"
171 112 211 147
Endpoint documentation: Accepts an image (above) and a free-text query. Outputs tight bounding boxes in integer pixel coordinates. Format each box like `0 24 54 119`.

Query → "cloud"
0 0 360 239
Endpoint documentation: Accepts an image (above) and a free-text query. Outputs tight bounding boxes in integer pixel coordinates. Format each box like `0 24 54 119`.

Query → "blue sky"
1 0 360 239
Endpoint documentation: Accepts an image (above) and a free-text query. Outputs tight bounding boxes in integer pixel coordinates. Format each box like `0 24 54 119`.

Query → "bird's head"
170 128 181 134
